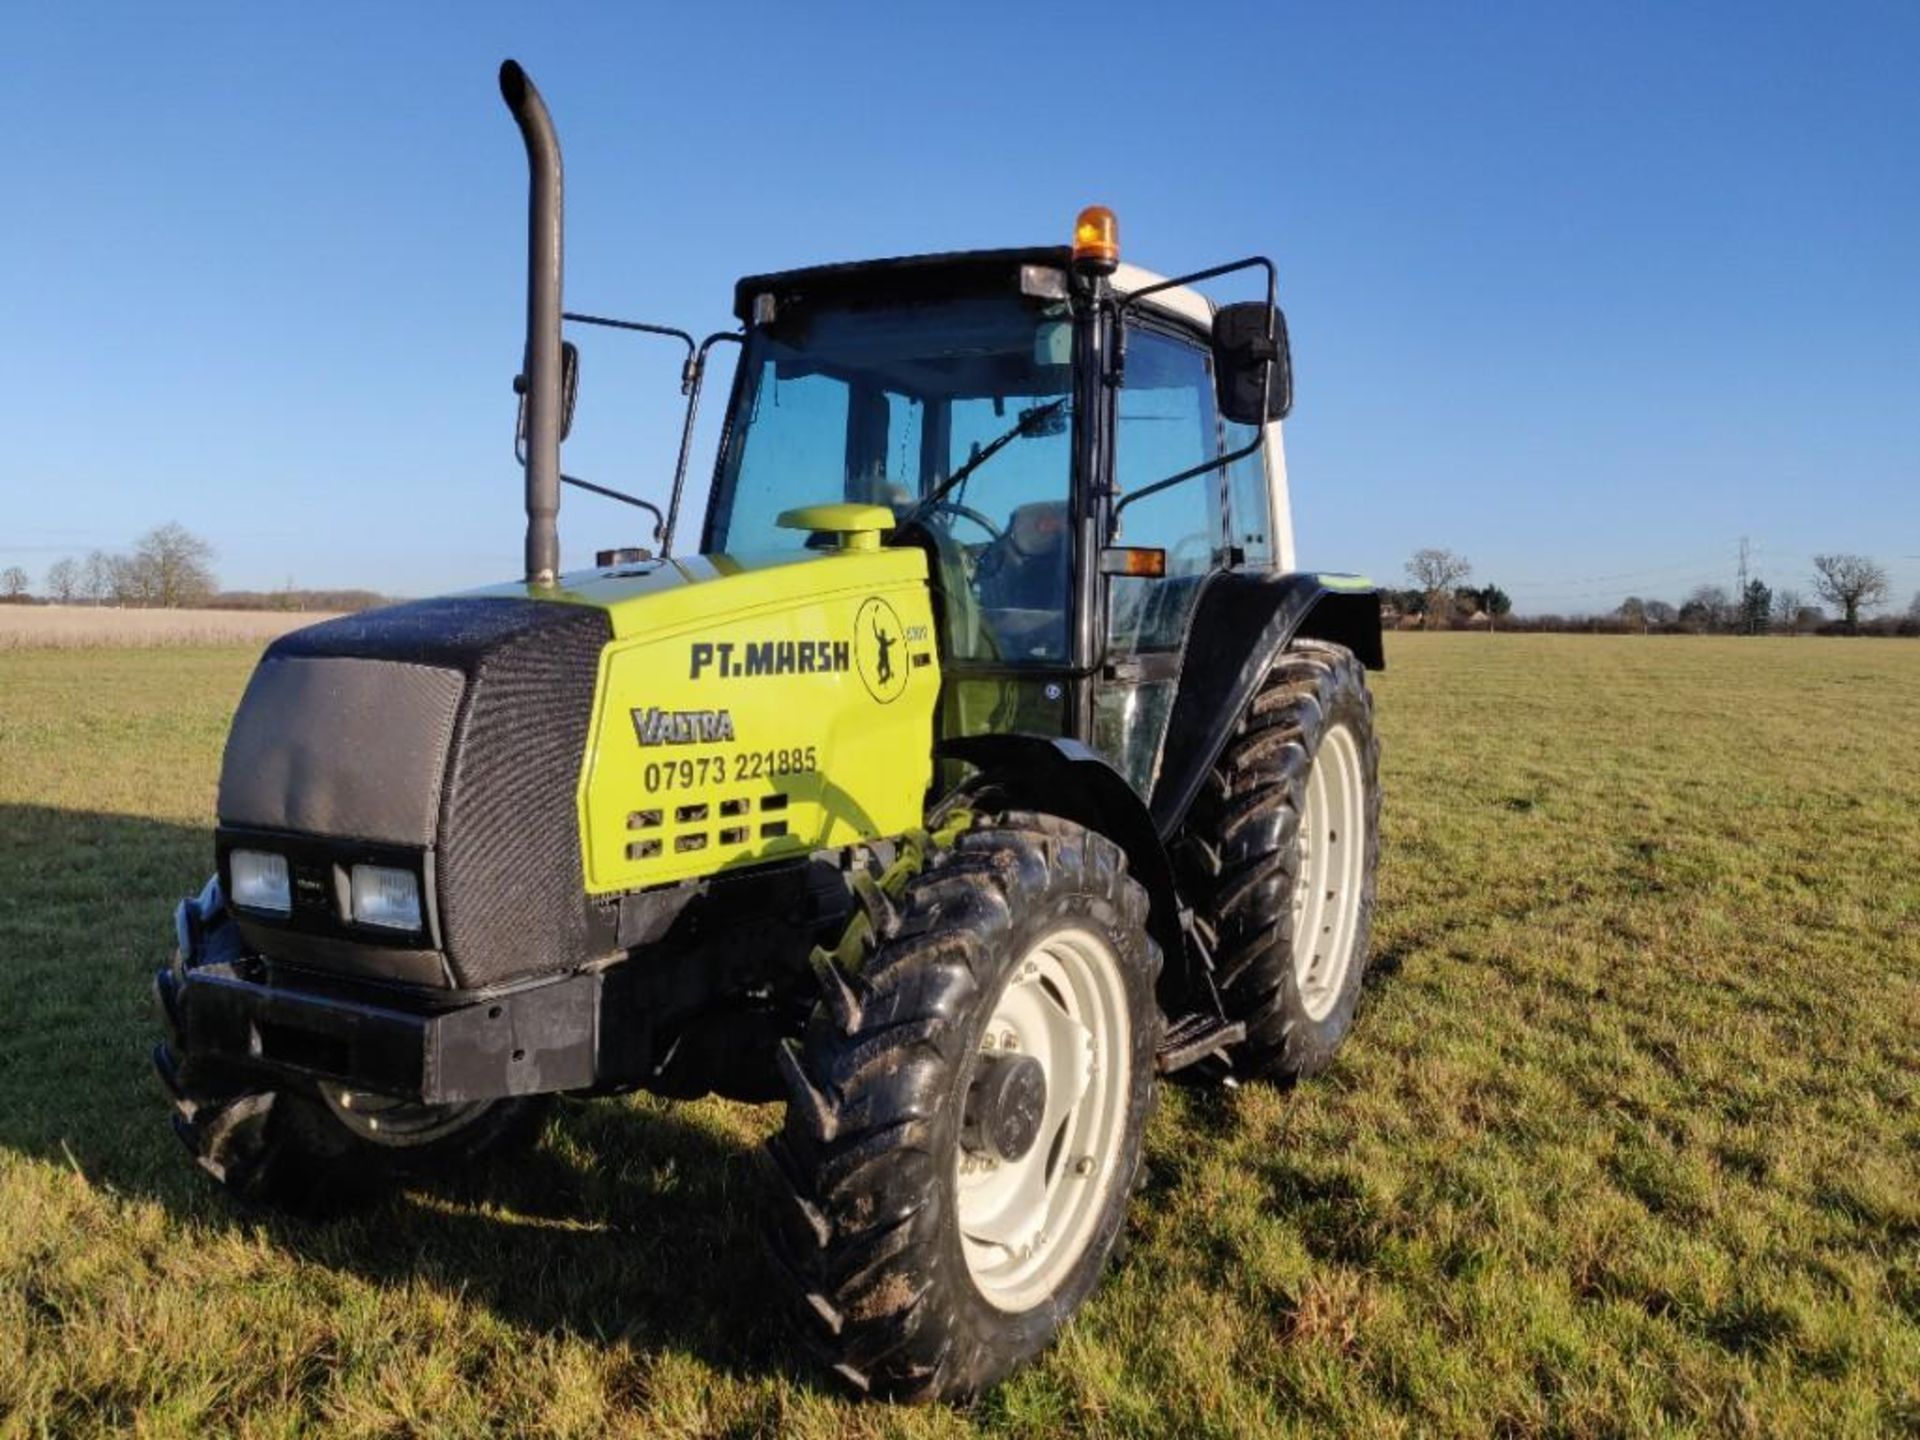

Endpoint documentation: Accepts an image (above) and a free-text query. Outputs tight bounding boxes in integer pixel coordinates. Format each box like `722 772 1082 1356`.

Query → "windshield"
705 293 1075 662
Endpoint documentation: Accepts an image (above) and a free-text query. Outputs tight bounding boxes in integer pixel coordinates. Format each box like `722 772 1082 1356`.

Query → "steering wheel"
927 500 1002 542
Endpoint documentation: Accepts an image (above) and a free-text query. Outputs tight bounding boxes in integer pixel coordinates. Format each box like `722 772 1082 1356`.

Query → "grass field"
1 635 1915 1437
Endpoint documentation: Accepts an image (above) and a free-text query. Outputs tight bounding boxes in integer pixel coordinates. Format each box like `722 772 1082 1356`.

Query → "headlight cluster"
228 849 422 933
229 849 290 915
349 864 423 932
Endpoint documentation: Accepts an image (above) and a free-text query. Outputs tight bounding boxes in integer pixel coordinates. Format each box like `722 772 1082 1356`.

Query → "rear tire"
1174 639 1381 1082
154 902 549 1212
763 814 1162 1401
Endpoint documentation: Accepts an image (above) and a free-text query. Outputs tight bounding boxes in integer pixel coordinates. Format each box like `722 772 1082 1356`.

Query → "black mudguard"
1148 571 1382 838
938 735 1184 984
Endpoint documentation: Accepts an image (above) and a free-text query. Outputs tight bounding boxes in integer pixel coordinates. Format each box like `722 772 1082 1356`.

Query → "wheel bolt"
1072 1155 1094 1177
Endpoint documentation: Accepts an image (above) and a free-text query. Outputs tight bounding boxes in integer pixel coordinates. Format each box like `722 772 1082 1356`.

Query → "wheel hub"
962 1052 1048 1165
319 1085 491 1146
954 927 1132 1312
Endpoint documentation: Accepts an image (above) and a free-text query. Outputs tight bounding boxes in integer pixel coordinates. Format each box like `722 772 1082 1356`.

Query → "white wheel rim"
956 926 1132 1312
319 1085 492 1146
1291 722 1367 1022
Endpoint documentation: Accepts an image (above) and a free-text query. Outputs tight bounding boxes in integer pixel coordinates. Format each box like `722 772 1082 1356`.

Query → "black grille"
437 604 608 986
263 597 613 989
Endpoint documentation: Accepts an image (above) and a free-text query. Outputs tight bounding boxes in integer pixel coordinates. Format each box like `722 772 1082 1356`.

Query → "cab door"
1094 320 1260 794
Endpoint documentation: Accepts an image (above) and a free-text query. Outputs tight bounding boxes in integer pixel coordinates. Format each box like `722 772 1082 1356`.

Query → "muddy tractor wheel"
1176 638 1381 1082
763 814 1162 1401
153 901 548 1213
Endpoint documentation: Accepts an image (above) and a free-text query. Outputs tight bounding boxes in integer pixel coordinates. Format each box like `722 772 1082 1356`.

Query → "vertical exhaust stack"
499 60 564 586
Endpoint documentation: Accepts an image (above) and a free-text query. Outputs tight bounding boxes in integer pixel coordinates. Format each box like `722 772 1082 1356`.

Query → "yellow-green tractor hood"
483 544 944 893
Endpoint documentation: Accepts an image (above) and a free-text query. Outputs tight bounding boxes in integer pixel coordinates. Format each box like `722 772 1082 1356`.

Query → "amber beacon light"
1072 205 1120 274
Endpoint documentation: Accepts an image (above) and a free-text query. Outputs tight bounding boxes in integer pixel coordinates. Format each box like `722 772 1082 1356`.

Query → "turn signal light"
1098 546 1167 578
1072 205 1119 274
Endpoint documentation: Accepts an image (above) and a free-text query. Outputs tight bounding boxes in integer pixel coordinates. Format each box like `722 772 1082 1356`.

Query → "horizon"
2 3 1915 616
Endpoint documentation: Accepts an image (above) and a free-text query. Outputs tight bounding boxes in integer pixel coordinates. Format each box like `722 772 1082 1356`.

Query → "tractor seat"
976 501 1070 659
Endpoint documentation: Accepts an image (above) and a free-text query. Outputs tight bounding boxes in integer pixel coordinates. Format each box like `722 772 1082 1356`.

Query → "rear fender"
1148 572 1381 837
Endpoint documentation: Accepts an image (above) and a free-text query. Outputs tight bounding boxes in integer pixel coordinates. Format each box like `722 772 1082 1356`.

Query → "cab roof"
732 247 1215 337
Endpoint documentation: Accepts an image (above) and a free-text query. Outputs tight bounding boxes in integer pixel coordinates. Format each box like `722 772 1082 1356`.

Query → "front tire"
763 814 1161 1401
1175 639 1381 1082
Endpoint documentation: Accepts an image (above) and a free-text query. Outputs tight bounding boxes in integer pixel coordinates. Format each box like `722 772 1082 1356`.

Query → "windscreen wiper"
899 397 1068 527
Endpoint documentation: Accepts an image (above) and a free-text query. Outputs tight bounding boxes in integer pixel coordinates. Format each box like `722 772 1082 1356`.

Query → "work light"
229 850 291 916
350 864 423 932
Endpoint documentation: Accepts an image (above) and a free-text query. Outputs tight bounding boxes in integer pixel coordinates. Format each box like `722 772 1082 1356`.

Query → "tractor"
154 61 1384 1401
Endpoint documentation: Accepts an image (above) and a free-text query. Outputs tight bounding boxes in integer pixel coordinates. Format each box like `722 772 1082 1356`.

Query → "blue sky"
3 2 1915 615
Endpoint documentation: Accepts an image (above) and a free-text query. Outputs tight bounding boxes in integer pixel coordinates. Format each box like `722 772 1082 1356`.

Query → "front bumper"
177 963 605 1104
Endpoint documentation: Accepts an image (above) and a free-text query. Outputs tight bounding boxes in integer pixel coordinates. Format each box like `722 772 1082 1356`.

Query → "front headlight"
230 850 291 916
350 864 422 932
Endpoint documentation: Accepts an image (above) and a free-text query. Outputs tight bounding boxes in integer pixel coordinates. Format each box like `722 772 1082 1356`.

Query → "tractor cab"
570 220 1302 794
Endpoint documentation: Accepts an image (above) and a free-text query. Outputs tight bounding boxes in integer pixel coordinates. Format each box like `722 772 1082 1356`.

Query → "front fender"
938 734 1183 983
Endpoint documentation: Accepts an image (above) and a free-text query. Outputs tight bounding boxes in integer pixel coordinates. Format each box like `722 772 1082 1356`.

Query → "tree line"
1 523 387 613
1613 554 1912 636
1388 547 1918 637
4 523 219 609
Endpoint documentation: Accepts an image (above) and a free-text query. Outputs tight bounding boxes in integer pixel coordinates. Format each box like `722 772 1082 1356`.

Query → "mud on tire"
763 813 1162 1402
1174 638 1381 1082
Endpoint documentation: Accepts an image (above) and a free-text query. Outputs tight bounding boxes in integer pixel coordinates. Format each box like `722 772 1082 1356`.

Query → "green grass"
2 636 1916 1437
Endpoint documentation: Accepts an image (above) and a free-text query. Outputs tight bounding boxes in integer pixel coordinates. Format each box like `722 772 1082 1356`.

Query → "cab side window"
1108 327 1221 654
1224 417 1273 567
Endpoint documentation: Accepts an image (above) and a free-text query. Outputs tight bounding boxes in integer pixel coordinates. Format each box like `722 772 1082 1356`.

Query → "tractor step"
1155 1012 1246 1074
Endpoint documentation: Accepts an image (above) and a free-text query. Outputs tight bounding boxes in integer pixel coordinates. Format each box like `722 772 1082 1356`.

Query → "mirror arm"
661 331 744 557
1110 430 1263 524
562 311 696 368
559 472 665 541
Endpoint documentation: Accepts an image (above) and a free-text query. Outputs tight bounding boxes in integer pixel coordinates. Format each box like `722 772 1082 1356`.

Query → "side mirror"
559 339 580 440
1213 301 1292 424
514 339 582 454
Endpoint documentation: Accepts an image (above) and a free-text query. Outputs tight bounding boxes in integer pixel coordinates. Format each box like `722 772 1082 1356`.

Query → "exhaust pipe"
499 59 563 586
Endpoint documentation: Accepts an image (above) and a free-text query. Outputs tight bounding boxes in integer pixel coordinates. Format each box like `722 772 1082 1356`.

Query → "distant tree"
1479 584 1511 630
1 565 29 601
1766 587 1797 633
131 522 217 608
1405 548 1472 631
1643 599 1678 628
1680 584 1732 633
1909 590 1920 621
81 549 114 605
1810 553 1888 634
107 552 154 606
1618 596 1648 634
44 557 79 603
1739 578 1772 636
